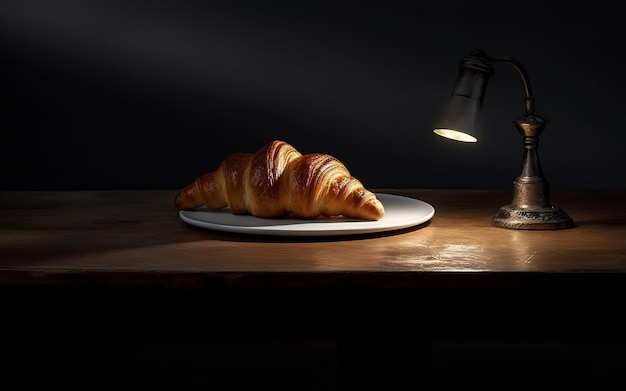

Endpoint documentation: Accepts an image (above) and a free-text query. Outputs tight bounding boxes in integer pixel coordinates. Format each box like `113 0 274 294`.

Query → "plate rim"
178 193 434 236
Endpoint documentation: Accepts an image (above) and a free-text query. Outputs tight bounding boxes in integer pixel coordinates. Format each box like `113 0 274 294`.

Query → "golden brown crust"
221 152 253 214
246 140 302 217
174 140 385 220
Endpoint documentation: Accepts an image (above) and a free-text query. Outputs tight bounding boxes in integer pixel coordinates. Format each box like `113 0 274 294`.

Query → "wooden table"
2 189 625 388
2 189 626 334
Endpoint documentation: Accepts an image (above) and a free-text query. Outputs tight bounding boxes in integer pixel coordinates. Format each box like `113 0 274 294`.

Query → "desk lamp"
433 48 574 230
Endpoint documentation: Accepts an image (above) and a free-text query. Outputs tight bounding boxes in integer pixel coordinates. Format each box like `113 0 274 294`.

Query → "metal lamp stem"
486 54 574 229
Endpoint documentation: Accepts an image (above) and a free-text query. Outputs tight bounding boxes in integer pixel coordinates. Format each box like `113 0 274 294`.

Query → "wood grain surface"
1 189 625 289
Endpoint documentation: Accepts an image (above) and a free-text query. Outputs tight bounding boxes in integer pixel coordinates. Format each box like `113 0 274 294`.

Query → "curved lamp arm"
488 55 536 115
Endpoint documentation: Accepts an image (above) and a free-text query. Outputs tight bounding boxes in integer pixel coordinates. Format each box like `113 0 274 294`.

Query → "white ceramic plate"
178 193 434 236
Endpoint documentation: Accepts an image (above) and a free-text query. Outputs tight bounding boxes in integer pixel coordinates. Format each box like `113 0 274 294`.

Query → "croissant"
174 140 385 220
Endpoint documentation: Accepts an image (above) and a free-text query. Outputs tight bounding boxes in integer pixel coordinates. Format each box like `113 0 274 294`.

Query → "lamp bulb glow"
433 128 477 143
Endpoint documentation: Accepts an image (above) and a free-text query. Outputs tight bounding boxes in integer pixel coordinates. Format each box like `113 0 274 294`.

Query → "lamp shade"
433 49 494 143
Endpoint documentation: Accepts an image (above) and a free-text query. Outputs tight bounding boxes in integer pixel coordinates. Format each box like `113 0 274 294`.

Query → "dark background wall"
1 0 624 191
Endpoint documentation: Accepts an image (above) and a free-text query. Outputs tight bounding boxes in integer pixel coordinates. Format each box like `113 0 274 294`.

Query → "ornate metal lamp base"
489 114 575 230
492 204 574 230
